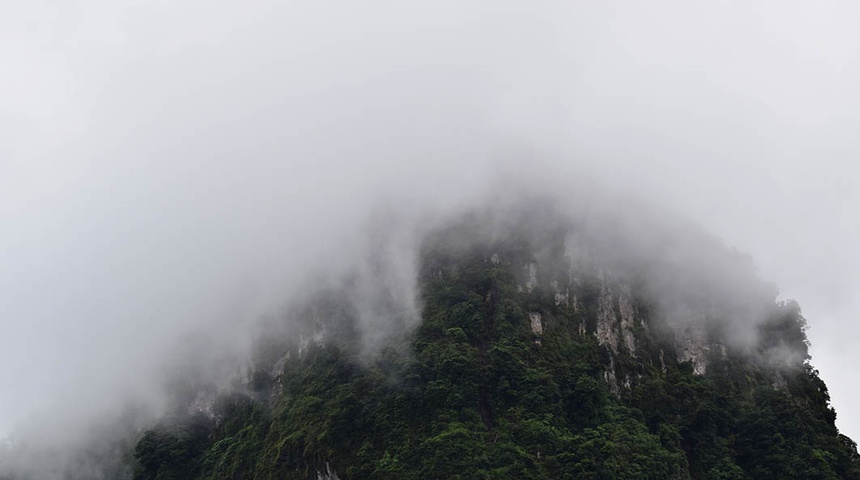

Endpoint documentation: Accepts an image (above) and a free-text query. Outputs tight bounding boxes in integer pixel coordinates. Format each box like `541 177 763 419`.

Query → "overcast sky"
2 0 859 448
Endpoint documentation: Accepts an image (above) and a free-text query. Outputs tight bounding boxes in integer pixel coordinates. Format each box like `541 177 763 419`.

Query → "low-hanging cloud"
2 1 860 476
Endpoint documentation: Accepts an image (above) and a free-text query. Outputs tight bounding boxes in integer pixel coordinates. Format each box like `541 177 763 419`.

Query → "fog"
2 0 860 473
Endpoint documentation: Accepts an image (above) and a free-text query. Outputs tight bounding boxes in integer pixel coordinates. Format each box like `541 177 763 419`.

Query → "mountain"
23 198 860 480
128 198 860 480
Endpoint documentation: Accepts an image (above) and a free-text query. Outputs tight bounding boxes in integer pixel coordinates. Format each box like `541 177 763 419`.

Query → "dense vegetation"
132 213 860 480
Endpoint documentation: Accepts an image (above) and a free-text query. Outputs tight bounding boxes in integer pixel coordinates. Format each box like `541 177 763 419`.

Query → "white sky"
2 0 859 446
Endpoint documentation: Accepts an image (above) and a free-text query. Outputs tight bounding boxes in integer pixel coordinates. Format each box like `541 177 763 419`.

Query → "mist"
2 0 860 476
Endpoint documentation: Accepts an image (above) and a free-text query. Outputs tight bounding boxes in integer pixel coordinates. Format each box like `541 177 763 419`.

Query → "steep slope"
131 201 860 480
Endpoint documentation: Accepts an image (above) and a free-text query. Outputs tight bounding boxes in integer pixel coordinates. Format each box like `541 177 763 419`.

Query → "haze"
2 0 859 462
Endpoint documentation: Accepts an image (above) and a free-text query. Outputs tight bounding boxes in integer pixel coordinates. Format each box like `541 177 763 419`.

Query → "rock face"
529 312 543 336
507 229 734 386
589 269 726 380
594 274 638 357
316 462 340 480
664 308 722 376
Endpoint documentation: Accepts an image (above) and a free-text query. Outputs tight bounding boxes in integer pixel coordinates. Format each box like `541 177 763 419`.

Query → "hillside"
129 201 860 480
